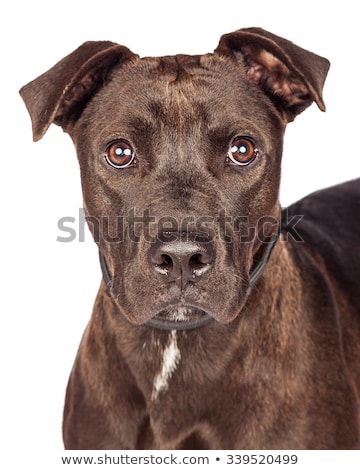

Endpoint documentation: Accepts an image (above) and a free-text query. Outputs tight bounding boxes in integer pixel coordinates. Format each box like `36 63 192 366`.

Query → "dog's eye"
105 140 135 169
227 137 258 166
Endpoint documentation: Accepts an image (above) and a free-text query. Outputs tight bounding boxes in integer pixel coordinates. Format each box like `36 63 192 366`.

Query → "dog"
20 27 360 449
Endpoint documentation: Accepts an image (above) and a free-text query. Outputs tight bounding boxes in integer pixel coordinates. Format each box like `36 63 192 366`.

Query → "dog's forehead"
108 53 237 99
93 52 270 130
144 54 206 77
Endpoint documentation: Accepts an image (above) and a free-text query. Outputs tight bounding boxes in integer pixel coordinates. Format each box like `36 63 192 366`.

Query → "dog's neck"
90 237 307 448
96 233 305 386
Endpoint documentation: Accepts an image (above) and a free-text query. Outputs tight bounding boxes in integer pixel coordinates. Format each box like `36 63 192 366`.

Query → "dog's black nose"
149 232 215 289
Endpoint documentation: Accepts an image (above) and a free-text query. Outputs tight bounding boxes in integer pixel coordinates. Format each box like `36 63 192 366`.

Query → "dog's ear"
215 27 330 121
20 42 138 141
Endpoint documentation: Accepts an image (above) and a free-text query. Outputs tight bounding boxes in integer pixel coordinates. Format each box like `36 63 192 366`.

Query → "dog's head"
20 28 329 328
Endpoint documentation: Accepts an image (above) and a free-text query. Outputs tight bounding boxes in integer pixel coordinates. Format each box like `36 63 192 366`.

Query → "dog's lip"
145 305 214 330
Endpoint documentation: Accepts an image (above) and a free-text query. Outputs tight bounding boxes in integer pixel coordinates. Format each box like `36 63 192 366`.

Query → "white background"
1 0 360 466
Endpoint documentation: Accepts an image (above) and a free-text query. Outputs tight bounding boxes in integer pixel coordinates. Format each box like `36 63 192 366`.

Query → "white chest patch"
151 330 181 401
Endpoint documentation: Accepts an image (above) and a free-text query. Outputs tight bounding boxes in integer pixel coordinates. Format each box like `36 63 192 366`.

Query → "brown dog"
20 28 360 449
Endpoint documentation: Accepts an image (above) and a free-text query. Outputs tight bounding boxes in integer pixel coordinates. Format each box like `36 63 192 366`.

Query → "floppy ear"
215 27 330 121
19 42 138 141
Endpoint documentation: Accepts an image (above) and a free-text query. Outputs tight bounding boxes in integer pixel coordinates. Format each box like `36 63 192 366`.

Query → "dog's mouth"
145 306 214 330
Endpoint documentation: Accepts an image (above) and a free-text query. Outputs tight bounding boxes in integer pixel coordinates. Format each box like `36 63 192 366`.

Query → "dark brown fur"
20 28 360 449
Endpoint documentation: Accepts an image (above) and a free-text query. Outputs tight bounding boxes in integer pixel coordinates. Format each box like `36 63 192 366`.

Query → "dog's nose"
149 232 215 289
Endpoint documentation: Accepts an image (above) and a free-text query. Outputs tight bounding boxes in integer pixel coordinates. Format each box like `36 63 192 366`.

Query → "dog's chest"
136 330 235 448
150 330 181 401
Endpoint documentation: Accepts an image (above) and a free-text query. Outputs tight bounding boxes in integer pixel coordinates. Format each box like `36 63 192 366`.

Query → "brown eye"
105 140 135 168
227 137 257 166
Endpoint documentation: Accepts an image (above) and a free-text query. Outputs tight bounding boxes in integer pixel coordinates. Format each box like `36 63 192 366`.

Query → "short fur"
20 27 360 449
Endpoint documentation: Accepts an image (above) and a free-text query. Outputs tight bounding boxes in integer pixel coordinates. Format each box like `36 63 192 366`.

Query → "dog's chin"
145 306 214 330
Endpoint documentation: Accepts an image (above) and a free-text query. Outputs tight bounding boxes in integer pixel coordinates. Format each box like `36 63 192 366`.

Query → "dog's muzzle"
99 224 280 330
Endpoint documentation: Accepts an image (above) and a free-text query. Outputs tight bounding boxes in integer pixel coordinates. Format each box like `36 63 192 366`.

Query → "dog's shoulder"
282 178 360 305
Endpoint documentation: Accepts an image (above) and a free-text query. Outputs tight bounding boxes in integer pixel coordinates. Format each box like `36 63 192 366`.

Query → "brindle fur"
20 28 360 449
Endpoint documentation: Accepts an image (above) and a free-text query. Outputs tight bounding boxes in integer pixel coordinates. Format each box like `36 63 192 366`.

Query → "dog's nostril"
158 254 173 270
161 254 173 265
190 253 202 269
189 253 210 272
149 251 174 275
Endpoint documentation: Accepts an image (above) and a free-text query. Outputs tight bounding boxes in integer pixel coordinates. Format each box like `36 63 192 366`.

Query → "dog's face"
76 54 285 326
20 28 329 328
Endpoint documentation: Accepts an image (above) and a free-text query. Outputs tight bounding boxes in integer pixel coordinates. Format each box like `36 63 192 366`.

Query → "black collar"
99 222 280 331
